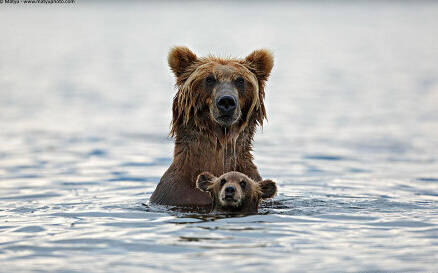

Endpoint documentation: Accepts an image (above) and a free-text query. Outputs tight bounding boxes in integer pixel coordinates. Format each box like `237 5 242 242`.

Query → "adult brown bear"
150 47 273 208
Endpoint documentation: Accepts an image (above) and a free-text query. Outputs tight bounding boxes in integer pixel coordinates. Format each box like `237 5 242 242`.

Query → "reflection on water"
1 1 438 272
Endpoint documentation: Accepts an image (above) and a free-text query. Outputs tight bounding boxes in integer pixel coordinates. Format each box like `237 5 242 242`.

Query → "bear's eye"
220 179 226 186
240 180 246 189
205 76 216 86
235 77 244 88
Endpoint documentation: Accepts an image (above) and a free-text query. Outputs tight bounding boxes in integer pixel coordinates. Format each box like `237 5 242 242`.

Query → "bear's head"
196 171 277 213
168 47 273 138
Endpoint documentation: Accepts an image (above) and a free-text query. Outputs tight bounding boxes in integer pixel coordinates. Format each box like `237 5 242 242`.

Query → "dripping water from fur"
233 136 237 171
223 127 227 173
222 127 238 173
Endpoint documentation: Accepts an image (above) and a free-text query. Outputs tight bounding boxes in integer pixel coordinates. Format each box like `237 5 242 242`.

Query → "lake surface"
1 1 438 272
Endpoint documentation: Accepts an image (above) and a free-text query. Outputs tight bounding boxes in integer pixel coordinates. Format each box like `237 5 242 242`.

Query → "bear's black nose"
225 186 236 196
217 95 237 115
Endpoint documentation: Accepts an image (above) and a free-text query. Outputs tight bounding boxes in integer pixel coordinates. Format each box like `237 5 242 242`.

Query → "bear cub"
196 171 277 213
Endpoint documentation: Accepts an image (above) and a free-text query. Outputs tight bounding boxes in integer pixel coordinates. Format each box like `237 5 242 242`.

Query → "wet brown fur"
150 47 274 207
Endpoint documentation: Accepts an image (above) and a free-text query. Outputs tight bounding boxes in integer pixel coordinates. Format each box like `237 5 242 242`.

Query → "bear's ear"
196 172 216 192
259 179 277 199
168 46 198 77
244 49 274 82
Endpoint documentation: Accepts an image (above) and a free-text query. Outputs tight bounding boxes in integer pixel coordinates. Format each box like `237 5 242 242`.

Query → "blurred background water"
1 1 438 272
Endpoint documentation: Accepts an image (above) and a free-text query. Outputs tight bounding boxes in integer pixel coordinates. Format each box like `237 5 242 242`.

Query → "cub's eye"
240 180 246 188
220 179 226 186
205 76 216 86
235 77 244 88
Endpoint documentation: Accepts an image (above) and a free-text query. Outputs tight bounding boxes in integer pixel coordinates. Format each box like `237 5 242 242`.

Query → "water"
1 1 438 272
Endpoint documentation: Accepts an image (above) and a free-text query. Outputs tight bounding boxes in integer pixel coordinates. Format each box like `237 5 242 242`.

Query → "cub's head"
196 171 277 213
168 47 273 136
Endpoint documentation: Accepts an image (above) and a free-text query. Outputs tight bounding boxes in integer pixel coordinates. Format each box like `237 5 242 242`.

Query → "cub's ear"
259 179 277 199
244 49 274 82
168 46 198 77
196 172 216 192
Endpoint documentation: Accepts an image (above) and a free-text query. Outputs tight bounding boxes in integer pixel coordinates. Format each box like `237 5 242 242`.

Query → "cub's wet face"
218 176 246 207
196 171 277 213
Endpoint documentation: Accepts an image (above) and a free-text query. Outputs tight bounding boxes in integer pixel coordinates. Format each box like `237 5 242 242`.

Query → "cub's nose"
225 186 236 196
217 95 237 115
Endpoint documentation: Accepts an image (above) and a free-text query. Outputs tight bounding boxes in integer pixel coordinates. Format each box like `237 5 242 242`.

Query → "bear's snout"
224 185 236 199
217 95 237 115
220 184 242 207
211 82 241 127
